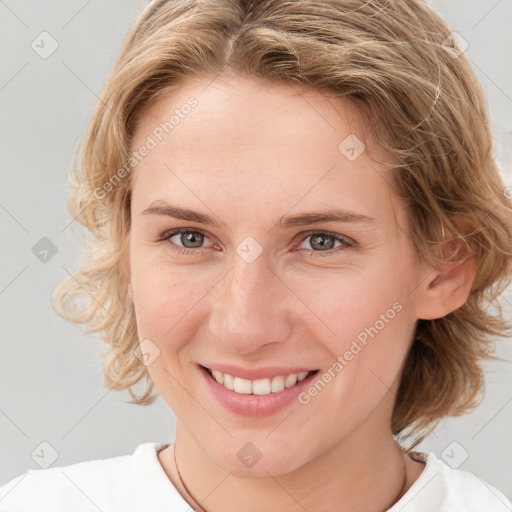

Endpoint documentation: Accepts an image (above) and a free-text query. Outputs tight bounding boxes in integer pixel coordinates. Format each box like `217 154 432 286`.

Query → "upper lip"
200 363 318 381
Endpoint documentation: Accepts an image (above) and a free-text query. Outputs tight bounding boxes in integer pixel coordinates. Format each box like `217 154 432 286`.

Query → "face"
128 74 426 477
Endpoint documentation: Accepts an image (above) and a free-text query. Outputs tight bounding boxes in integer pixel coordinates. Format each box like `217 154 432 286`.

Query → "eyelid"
158 227 217 249
157 227 355 254
296 229 354 249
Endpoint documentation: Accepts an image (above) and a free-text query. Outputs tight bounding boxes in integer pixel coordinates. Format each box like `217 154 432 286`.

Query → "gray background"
1 0 511 501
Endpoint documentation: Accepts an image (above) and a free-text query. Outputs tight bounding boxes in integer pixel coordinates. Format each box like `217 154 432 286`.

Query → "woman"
1 0 511 510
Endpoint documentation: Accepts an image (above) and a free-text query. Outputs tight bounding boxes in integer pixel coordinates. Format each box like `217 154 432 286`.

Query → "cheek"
130 245 197 323
130 255 217 371
293 257 416 408
318 265 415 397
296 262 411 348
129 261 203 408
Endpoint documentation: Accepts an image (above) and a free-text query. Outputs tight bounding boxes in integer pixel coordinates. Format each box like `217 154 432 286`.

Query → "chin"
208 437 311 478
229 456 303 478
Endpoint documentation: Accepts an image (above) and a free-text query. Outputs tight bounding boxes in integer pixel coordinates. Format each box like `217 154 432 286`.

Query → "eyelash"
156 228 355 258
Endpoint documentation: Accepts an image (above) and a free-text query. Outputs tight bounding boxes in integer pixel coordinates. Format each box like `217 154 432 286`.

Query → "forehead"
130 75 402 229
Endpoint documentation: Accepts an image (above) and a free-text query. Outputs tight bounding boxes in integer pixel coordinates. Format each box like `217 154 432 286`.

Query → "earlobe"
415 257 476 320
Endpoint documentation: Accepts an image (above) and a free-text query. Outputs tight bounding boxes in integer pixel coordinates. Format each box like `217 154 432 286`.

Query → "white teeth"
212 369 224 385
284 374 298 388
223 373 234 390
207 368 312 395
271 375 285 393
252 378 271 395
233 377 252 394
297 371 308 382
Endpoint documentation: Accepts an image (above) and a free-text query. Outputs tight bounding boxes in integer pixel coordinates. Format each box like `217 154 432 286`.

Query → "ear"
414 220 476 321
415 257 476 320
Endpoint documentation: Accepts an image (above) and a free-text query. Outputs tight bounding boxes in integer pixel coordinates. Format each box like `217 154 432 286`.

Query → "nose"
208 254 294 355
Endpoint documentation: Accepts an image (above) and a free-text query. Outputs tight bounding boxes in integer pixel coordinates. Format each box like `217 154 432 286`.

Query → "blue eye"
157 228 354 257
297 231 353 256
159 229 215 256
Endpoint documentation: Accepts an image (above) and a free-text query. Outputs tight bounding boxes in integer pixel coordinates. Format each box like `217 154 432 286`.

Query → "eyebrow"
141 201 377 229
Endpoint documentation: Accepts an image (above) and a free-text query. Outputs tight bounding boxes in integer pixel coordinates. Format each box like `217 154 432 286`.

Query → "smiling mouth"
201 365 319 396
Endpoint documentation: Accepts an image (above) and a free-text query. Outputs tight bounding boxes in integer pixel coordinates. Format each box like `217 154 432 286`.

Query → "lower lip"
198 365 318 417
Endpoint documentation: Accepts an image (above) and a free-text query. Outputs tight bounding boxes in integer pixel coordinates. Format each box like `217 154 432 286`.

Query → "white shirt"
0 442 510 511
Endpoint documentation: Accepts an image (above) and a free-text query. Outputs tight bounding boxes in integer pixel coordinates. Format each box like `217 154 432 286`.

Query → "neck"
168 421 413 512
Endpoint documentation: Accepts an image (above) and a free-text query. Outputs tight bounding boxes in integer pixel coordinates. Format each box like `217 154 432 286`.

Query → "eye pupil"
310 234 335 250
167 230 347 255
182 231 204 248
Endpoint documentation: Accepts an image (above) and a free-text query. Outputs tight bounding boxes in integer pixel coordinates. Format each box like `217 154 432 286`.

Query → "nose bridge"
208 253 291 354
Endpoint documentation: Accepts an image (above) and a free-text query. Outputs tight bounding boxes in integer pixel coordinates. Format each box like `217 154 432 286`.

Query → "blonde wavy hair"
53 0 512 448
